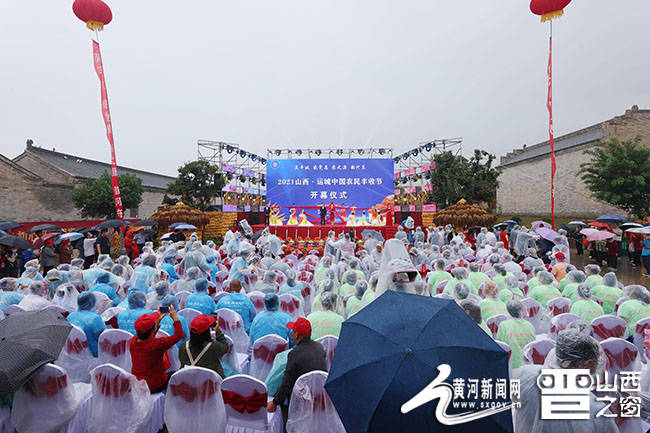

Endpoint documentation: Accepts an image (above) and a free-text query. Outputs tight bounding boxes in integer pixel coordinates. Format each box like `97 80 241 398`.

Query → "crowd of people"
2 219 650 432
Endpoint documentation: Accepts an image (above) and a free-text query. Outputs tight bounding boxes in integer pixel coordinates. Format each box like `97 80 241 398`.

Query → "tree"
166 160 224 211
71 171 144 218
426 150 500 209
580 138 650 219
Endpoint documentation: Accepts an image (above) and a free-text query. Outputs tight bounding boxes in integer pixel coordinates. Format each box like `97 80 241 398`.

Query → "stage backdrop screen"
266 158 394 209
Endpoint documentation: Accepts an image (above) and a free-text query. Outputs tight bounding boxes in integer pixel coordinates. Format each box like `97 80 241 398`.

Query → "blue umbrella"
0 221 21 231
596 214 627 224
55 232 84 244
325 291 513 433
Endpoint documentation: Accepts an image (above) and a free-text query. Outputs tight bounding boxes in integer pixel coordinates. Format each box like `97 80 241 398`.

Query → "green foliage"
580 138 650 219
427 150 500 209
166 160 225 211
71 171 144 218
161 194 177 206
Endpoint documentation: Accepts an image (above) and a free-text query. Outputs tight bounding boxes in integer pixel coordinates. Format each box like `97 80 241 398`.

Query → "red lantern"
73 0 113 31
530 0 572 22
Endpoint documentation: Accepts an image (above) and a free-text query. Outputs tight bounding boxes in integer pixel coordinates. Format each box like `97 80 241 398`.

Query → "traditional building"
496 106 650 217
1 141 175 221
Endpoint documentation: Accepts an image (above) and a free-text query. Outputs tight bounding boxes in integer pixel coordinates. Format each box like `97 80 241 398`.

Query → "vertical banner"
93 40 123 219
547 30 555 229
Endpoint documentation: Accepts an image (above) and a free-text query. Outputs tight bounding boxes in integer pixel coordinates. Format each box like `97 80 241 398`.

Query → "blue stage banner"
266 158 394 209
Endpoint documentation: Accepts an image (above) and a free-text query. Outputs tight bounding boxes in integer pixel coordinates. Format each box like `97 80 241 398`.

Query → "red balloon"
530 0 572 21
73 0 113 31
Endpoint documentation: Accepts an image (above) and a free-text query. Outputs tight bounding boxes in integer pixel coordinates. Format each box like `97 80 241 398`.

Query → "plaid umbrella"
0 309 72 392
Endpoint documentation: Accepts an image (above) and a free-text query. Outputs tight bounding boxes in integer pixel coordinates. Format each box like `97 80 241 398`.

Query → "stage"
251 224 399 240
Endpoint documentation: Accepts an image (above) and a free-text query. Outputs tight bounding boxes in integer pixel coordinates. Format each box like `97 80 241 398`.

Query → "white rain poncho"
286 371 345 433
55 323 98 383
89 364 153 433
146 281 170 311
513 230 537 257
18 281 50 311
180 250 212 276
51 283 79 312
267 234 282 258
375 239 419 297
413 227 425 243
12 363 91 433
163 366 226 433
394 226 407 241
172 266 202 294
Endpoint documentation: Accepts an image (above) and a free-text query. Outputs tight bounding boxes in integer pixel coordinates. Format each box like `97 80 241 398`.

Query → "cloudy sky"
1 1 648 176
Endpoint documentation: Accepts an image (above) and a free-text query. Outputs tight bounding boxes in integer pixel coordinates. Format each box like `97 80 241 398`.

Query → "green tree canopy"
580 137 650 219
166 160 224 211
71 171 144 218
426 150 500 209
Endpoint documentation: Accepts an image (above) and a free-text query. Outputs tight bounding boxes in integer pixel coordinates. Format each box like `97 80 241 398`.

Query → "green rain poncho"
345 296 365 317
529 284 562 308
562 283 581 303
492 273 514 291
443 279 478 296
361 289 375 305
468 272 491 292
617 299 650 336
585 274 604 288
527 276 540 291
306 310 344 340
570 299 604 324
591 285 624 315
427 270 452 291
496 319 536 369
480 297 508 320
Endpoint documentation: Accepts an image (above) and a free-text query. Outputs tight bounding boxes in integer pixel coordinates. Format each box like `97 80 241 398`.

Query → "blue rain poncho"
159 295 189 347
90 280 121 307
279 272 304 302
129 256 157 292
216 292 257 333
248 303 292 346
117 291 151 335
0 277 24 313
161 260 180 283
265 349 291 396
66 292 105 356
185 279 217 315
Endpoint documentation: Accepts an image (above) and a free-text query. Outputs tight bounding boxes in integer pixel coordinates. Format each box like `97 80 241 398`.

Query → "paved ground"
569 248 649 287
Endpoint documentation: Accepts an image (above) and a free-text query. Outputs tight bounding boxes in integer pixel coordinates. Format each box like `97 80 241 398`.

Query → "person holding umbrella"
266 317 327 423
95 229 111 258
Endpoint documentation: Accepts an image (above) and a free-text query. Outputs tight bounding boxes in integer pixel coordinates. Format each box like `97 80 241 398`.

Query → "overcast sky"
1 1 648 176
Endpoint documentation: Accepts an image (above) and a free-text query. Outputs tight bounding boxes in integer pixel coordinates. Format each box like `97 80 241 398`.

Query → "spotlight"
379 148 385 155
357 149 364 154
336 149 343 155
261 180 266 186
394 157 400 163
296 150 302 156
275 150 281 156
315 150 322 156
425 143 432 152
250 154 257 161
412 149 419 157
240 150 247 158
261 159 266 164
239 175 246 182
226 145 234 153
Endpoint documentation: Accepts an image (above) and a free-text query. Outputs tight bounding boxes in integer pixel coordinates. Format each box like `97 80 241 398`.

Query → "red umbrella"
33 232 61 249
589 222 612 230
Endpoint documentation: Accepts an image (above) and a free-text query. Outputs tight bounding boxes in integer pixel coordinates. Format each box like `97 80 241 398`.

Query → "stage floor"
252 224 398 240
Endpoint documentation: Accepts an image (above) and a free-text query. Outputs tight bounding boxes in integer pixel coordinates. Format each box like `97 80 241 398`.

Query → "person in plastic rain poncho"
338 270 358 298
502 275 524 301
184 278 217 316
570 284 604 325
52 283 79 312
591 272 624 315
171 266 202 294
346 280 368 318
443 267 475 296
394 226 407 242
146 281 170 311
584 264 604 289
0 277 23 313
427 259 452 294
216 279 256 333
117 291 152 336
491 263 513 292
561 270 587 303
229 242 254 289
227 232 241 257
467 262 490 293
89 271 121 307
312 278 342 315
617 285 650 337
160 254 180 283
413 227 425 244
459 300 491 336
18 281 50 311
15 266 39 293
375 239 420 298
480 254 501 274
44 269 64 299
67 292 106 357
130 254 157 293
480 281 508 320
496 299 536 369
528 271 561 308
521 248 544 271
279 270 304 302
513 328 618 433
307 292 344 340
452 281 471 303
314 256 333 284
249 293 292 346
260 250 276 271
159 295 189 347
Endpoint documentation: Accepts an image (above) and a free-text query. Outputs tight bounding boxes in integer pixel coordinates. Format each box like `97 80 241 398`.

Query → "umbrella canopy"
133 219 158 226
33 232 61 248
0 309 72 392
0 221 21 231
589 221 612 230
160 232 174 240
361 229 385 242
626 227 650 235
168 222 188 229
172 223 198 230
430 199 495 228
0 234 33 250
325 291 512 433
567 221 588 227
535 227 560 242
621 222 643 229
580 228 615 242
596 214 627 224
26 224 62 233
531 221 551 229
94 220 131 230
55 232 84 244
251 229 267 243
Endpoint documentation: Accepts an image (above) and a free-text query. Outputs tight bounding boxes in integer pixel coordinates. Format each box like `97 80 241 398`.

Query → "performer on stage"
358 210 369 226
327 201 336 225
298 210 313 226
287 205 298 225
319 203 327 225
346 207 357 226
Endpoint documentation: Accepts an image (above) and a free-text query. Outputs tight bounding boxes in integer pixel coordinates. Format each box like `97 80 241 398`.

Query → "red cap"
287 317 312 336
555 252 566 260
191 314 216 333
134 312 160 333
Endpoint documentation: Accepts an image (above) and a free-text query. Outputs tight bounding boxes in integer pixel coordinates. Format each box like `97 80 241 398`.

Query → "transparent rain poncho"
146 281 170 311
88 364 153 433
52 283 79 312
18 281 50 311
375 239 419 297
172 266 202 294
286 371 346 433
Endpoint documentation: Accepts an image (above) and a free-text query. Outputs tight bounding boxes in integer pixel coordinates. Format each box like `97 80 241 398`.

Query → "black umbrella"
0 309 72 392
144 228 158 238
251 229 267 243
0 221 21 231
0 234 33 250
26 224 62 233
133 219 158 227
94 220 131 230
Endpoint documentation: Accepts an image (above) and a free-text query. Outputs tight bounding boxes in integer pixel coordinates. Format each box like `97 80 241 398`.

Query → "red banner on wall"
547 33 555 229
92 40 123 219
